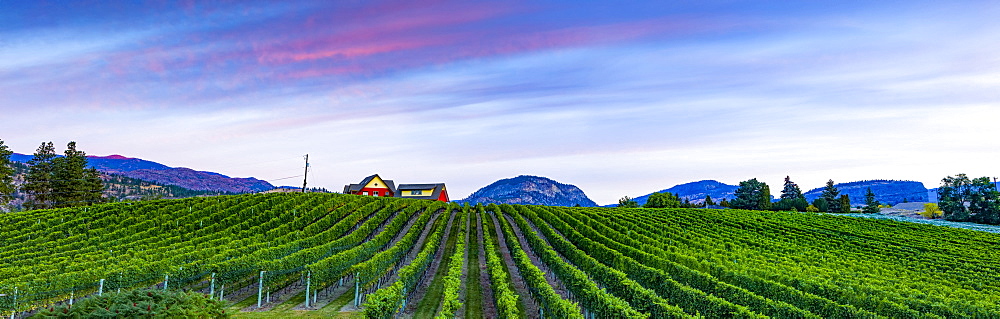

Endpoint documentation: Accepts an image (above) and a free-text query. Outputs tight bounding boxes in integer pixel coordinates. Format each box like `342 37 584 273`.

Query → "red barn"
343 174 449 202
342 174 396 197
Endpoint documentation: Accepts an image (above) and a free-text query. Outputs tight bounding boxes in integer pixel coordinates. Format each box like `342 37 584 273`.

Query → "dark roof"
397 183 444 190
343 174 396 194
396 183 447 200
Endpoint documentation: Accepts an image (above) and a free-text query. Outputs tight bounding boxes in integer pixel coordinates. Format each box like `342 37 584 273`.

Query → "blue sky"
2 1 999 204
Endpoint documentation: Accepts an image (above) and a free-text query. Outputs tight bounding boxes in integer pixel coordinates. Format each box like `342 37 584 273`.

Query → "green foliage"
821 180 841 213
618 196 639 208
23 141 57 210
644 192 681 208
773 198 808 212
0 139 14 206
863 187 881 214
938 174 1000 224
435 208 469 318
21 141 105 210
779 176 804 200
805 204 819 212
51 142 105 208
812 198 829 212
34 289 228 318
839 195 851 213
774 176 808 211
704 195 715 206
920 203 943 219
731 178 772 211
6 193 1000 318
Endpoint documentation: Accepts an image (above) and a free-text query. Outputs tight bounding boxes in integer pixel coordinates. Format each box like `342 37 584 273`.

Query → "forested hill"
3 161 230 210
458 175 597 207
10 153 274 193
803 180 928 206
628 180 740 206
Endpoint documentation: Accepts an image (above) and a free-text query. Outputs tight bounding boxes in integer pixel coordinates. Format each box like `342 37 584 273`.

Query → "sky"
2 1 1000 204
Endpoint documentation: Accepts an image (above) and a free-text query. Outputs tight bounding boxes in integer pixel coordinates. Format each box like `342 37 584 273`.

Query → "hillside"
803 180 928 206
627 180 740 206
2 161 231 210
9 153 274 193
2 194 1000 318
458 175 597 207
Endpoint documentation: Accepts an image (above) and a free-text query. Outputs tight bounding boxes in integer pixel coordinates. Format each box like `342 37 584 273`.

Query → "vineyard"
2 193 1000 318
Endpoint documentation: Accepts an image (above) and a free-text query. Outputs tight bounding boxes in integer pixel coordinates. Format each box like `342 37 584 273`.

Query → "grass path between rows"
411 210 464 318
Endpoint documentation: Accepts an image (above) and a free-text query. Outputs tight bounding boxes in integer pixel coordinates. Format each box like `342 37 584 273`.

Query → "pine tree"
731 178 772 211
776 176 808 211
820 179 841 213
863 187 881 213
52 142 104 208
23 142 57 210
0 139 15 207
839 194 851 213
704 195 715 206
780 176 803 200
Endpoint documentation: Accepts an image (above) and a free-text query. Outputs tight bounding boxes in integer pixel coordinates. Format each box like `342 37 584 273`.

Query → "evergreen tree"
23 142 57 210
52 142 104 207
839 194 851 213
719 198 730 207
862 187 881 213
0 139 15 206
704 195 715 206
644 192 681 208
780 176 803 200
774 175 808 211
731 178 772 210
820 179 841 213
617 196 638 208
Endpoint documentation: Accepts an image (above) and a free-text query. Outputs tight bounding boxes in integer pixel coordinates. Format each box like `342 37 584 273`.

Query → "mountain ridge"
9 152 274 193
458 175 597 207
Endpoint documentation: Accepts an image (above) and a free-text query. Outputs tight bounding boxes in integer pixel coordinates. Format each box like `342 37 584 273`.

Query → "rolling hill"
9 153 274 193
803 180 928 206
458 175 597 207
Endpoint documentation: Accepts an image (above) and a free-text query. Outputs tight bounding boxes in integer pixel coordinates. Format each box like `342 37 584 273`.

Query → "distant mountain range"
803 180 928 206
620 180 742 207
602 179 934 207
10 153 274 194
458 175 597 207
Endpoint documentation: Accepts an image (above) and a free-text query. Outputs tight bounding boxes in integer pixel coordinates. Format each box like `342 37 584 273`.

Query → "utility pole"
302 154 309 193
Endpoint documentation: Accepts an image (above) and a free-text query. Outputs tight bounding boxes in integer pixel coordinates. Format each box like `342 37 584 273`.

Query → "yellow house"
342 174 396 197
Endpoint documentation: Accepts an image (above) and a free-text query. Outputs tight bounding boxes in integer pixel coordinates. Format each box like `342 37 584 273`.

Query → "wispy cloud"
3 1 1000 203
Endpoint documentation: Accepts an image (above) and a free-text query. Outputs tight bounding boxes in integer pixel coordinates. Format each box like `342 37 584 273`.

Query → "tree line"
617 173 1000 226
0 139 105 211
618 176 881 214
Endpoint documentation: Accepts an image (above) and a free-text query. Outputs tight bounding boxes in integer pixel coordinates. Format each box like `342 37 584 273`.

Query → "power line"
265 175 304 182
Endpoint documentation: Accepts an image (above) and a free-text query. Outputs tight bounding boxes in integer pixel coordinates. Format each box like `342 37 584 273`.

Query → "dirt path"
400 209 457 317
488 212 540 319
503 214 571 299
